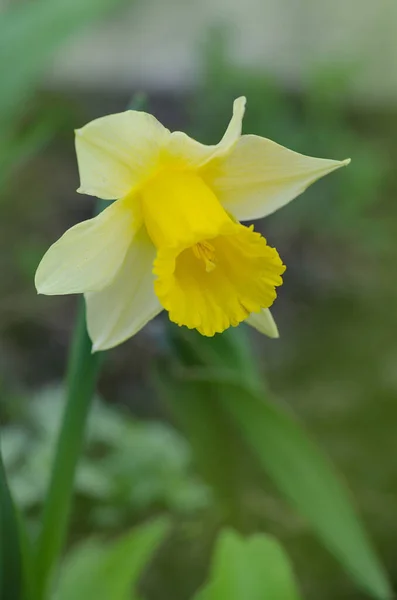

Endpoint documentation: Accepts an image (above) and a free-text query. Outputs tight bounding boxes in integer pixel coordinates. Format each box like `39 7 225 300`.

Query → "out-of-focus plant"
156 324 392 600
1 385 210 530
53 518 169 600
0 0 128 190
49 525 303 600
194 529 302 600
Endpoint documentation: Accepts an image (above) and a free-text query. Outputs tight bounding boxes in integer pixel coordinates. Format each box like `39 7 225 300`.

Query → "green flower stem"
0 442 22 600
35 302 103 599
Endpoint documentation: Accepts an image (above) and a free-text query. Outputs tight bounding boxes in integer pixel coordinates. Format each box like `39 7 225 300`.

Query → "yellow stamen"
192 241 216 272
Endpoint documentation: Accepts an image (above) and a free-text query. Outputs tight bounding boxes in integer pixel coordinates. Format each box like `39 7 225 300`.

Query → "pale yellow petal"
218 96 247 148
246 308 279 338
75 111 170 200
85 228 162 351
201 134 350 221
35 198 139 295
166 97 246 169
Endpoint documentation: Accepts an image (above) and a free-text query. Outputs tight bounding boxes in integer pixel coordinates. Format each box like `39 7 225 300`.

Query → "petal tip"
34 270 46 295
235 96 247 107
91 339 113 353
35 286 49 296
246 308 280 338
261 310 280 338
233 96 247 118
34 281 54 296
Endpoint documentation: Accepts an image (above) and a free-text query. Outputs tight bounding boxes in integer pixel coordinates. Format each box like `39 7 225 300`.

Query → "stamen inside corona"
192 241 216 272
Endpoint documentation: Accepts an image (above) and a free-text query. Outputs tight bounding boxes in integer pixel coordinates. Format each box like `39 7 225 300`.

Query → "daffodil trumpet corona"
35 97 350 351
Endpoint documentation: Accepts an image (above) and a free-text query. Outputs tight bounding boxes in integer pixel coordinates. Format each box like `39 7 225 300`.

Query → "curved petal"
246 308 279 338
166 97 246 169
75 111 170 200
35 198 138 295
85 228 162 351
201 134 351 221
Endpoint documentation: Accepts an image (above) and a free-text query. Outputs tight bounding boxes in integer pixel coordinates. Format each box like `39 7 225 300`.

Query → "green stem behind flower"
34 304 102 599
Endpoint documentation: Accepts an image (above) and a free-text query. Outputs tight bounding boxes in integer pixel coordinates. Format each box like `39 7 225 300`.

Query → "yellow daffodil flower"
35 97 350 351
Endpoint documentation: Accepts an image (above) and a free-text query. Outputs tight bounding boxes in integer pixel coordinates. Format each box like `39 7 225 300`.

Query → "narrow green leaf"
156 324 265 529
0 445 22 600
162 326 391 599
35 305 103 600
191 372 392 600
54 518 169 600
194 529 302 600
156 329 247 528
17 512 38 600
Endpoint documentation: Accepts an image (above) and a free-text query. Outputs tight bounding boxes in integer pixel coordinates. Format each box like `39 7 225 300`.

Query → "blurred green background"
1 0 397 598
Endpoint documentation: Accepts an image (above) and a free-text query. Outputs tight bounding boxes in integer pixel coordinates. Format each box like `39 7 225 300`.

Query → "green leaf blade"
216 379 392 600
160 326 392 599
195 529 302 600
54 517 170 600
0 449 22 600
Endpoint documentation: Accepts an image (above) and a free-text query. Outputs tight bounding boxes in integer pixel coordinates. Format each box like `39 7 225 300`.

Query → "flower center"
141 167 286 337
192 241 216 272
154 224 285 336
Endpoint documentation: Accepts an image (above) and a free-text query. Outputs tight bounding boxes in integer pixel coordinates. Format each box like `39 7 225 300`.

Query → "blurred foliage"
0 0 128 189
1 386 210 535
156 325 391 600
54 518 169 600
194 530 302 600
52 523 303 600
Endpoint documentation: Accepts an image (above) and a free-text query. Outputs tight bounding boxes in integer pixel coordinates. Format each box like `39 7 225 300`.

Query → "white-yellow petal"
75 111 170 200
35 198 138 295
85 229 162 351
246 308 279 338
166 96 246 169
218 96 247 148
201 134 350 221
